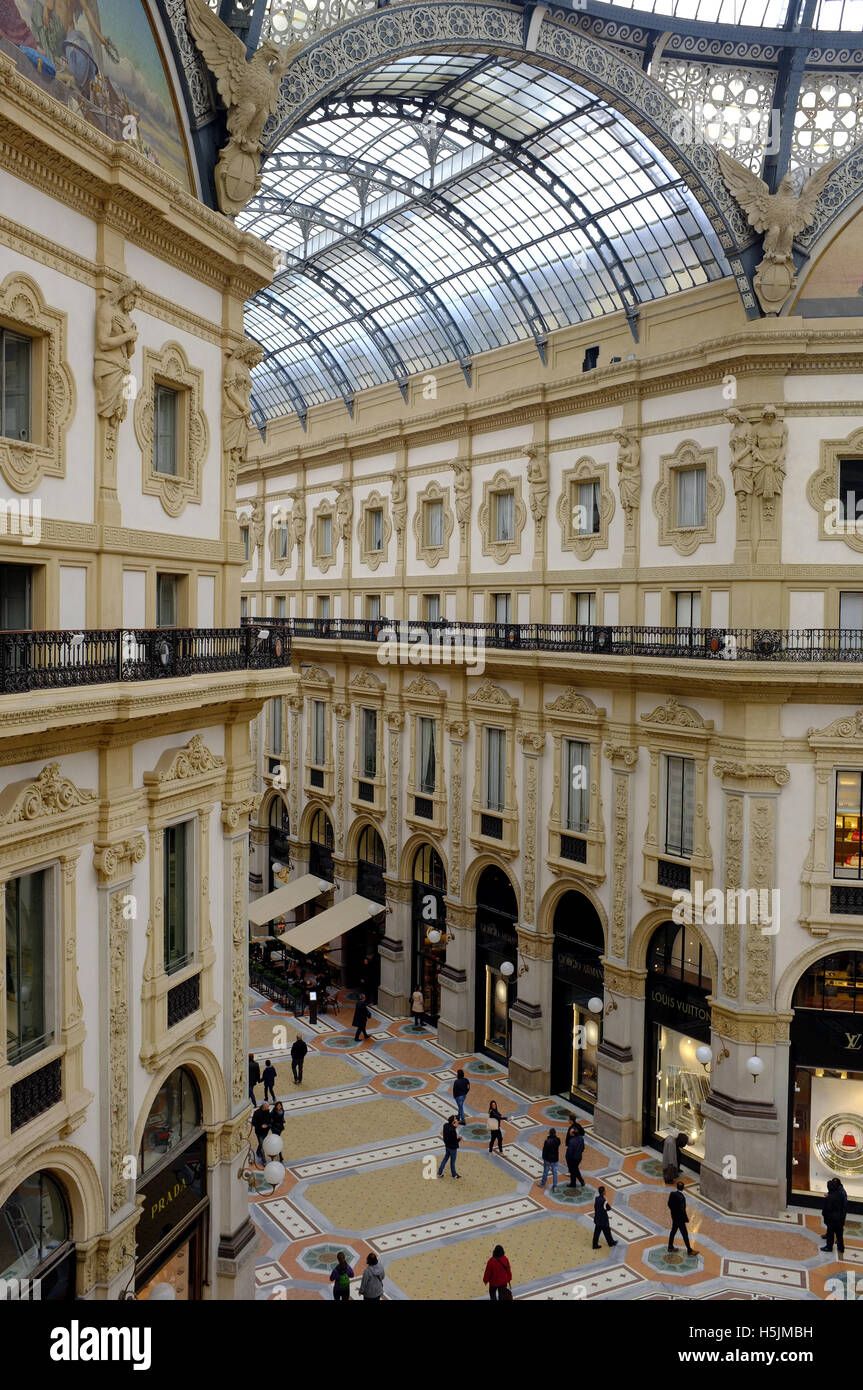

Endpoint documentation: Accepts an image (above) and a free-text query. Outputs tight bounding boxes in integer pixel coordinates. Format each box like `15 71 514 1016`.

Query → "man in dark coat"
668 1181 697 1255
592 1185 616 1249
291 1033 308 1084
251 1102 271 1164
566 1129 586 1188
822 1177 847 1255
262 1058 277 1103
248 1052 261 1106
352 994 371 1042
437 1115 462 1178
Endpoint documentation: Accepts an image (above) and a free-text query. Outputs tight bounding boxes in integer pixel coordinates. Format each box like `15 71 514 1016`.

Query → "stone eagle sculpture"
717 151 838 315
185 0 299 216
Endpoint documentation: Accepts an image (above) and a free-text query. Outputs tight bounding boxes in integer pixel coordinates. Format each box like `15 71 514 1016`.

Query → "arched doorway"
135 1066 207 1300
348 825 386 1001
643 920 712 1162
790 950 863 1208
475 865 518 1062
412 844 447 1023
308 807 334 882
551 891 604 1106
267 796 291 893
0 1171 75 1299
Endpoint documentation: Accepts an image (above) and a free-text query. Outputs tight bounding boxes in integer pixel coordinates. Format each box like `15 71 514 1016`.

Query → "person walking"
352 994 371 1042
487 1101 507 1154
248 1052 261 1106
452 1069 471 1125
822 1177 847 1255
565 1127 586 1188
661 1131 679 1184
268 1101 285 1159
329 1251 355 1301
564 1117 584 1146
359 1252 386 1300
592 1185 617 1249
482 1244 513 1301
437 1115 462 1179
410 987 425 1031
538 1128 561 1190
291 1033 308 1085
262 1058 277 1103
667 1180 697 1256
251 1101 271 1164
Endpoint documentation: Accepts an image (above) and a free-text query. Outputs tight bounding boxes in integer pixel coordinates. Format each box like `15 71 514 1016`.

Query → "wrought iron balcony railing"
0 626 290 694
244 617 863 663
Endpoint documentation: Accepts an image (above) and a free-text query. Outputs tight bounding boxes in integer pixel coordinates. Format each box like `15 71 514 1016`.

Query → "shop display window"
485 966 509 1057
654 1024 709 1158
572 1004 599 1101
140 1067 202 1177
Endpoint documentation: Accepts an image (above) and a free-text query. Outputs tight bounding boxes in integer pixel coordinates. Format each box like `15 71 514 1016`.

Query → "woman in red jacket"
483 1244 512 1300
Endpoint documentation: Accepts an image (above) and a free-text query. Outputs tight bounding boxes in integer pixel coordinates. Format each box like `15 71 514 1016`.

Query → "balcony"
246 618 863 664
0 626 291 693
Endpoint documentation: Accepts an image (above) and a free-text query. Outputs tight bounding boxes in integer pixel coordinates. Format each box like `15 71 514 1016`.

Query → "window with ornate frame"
478 470 527 564
652 440 724 556
413 480 455 568
545 688 607 879
357 491 392 570
556 458 615 560
404 674 447 833
135 342 209 518
311 499 336 573
808 430 863 554
350 670 387 814
0 273 74 495
468 680 520 855
301 667 335 801
639 697 714 905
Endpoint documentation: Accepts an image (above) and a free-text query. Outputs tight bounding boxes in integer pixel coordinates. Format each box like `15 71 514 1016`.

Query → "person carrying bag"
483 1244 513 1300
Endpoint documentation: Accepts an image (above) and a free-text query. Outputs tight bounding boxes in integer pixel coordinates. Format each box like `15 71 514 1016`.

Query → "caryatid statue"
751 405 788 501
94 276 138 425
726 409 756 499
335 484 353 542
526 446 549 530
288 488 306 555
452 457 472 530
223 339 264 485
391 472 407 536
614 430 641 512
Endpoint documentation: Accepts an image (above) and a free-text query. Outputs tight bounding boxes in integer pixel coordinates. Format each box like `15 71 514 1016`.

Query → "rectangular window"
493 592 512 624
366 594 381 621
367 507 383 552
0 564 32 630
835 770 863 879
676 467 706 528
573 592 596 627
575 480 600 535
839 592 863 651
241 526 250 563
270 697 282 755
839 459 863 524
419 716 436 794
6 868 51 1065
674 591 702 628
156 573 178 628
320 515 332 556
164 821 191 974
361 708 377 778
317 595 330 620
275 596 286 620
665 755 695 858
153 384 179 476
278 523 288 559
495 491 515 543
240 596 248 621
424 594 441 623
312 700 326 766
425 500 444 548
563 739 590 832
485 727 506 812
0 329 32 442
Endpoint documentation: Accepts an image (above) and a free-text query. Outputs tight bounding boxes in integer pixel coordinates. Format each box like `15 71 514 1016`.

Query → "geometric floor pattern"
247 990 862 1300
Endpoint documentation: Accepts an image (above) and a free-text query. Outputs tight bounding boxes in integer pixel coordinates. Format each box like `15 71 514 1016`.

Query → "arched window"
477 864 517 918
793 951 863 1014
553 891 604 953
310 808 334 849
0 1172 69 1283
358 825 385 869
139 1067 202 1177
269 798 287 831
648 921 712 991
413 844 446 891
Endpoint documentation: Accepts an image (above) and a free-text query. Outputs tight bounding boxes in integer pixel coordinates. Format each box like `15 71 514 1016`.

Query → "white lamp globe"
746 1055 765 1077
263 1160 286 1188
500 961 515 978
695 1045 713 1067
148 1283 175 1301
272 861 283 873
587 996 604 1015
427 928 441 944
263 1131 283 1157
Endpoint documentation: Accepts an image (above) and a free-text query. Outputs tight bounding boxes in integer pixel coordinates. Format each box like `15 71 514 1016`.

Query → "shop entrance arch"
475 864 518 1062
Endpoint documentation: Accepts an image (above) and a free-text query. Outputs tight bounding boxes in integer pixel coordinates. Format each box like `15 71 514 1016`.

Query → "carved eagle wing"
185 0 250 109
717 150 774 232
793 159 839 233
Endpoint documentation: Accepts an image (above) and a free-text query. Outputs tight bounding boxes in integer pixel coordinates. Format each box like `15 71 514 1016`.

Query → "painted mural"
0 0 192 190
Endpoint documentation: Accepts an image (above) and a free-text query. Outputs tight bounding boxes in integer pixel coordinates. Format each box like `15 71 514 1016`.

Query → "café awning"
248 874 332 930
283 894 384 954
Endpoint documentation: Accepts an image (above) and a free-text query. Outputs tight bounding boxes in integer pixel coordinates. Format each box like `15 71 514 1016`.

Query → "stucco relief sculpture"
391 472 407 536
223 339 264 488
94 276 138 426
289 488 306 561
614 430 641 511
452 457 472 531
335 484 353 543
185 0 300 216
717 153 838 315
751 405 787 503
526 446 549 538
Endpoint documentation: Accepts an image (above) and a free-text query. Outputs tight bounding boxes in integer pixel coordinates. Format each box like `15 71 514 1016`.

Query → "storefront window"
834 770 863 879
485 966 509 1056
644 921 712 1158
140 1067 202 1177
0 1172 69 1283
653 1025 710 1157
475 866 518 1061
412 845 446 1021
572 1005 599 1099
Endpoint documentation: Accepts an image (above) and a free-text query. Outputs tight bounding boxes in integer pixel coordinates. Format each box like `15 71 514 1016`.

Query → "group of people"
329 1251 385 1300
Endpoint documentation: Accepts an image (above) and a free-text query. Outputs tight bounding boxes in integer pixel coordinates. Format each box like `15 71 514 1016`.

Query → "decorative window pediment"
0 272 75 494
357 490 393 570
641 695 713 735
652 439 724 556
269 505 292 574
468 679 519 710
555 457 615 559
545 688 607 722
412 480 455 567
135 341 209 517
478 469 527 564
311 497 337 573
807 427 863 553
0 763 96 825
144 735 226 799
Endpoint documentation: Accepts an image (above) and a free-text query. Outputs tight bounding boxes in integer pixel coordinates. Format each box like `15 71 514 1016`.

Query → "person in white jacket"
359 1253 385 1300
410 988 425 1031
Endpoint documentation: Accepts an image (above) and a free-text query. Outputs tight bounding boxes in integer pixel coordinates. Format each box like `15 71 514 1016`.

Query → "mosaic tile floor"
247 990 862 1301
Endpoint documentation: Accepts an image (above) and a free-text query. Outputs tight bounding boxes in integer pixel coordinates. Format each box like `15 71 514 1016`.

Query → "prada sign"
136 1132 207 1264
794 1008 863 1070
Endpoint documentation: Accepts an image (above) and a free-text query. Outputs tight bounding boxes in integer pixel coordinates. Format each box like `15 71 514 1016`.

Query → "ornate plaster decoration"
108 891 130 1213
478 469 527 564
610 773 630 959
713 761 790 785
517 730 546 755
135 341 210 517
350 669 386 693
615 431 641 548
652 439 724 556
93 836 146 886
641 696 711 730
231 836 246 1105
310 497 337 573
185 0 300 216
357 490 393 570
0 763 96 824
412 479 455 567
147 734 226 785
0 272 75 494
222 795 259 834
391 471 407 537
335 484 353 546
545 689 602 717
718 152 838 314
604 743 639 770
807 425 863 553
289 488 307 553
452 457 472 534
808 709 863 743
301 665 335 687
526 446 549 540
744 797 775 1004
405 674 445 700
223 340 264 491
556 456 615 559
468 679 517 708
721 793 744 1000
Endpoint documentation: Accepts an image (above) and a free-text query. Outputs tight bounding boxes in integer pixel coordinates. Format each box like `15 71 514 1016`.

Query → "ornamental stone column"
436 900 474 1054
380 877 411 1019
